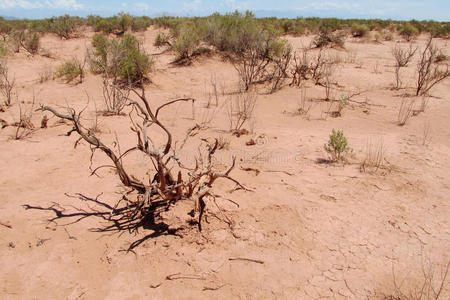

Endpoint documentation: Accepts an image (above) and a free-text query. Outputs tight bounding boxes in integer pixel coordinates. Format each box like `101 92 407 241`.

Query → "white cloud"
181 0 201 12
45 0 83 10
0 0 44 9
0 0 83 10
134 2 149 11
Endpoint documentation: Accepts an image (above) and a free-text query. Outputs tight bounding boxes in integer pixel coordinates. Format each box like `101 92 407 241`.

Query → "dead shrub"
101 77 129 115
13 97 35 140
291 49 311 87
360 138 385 173
392 43 417 89
227 90 257 133
398 97 415 126
382 259 449 300
416 37 450 96
0 59 15 106
28 86 249 244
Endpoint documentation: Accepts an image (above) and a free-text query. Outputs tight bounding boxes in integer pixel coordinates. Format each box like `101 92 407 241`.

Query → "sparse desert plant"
153 32 172 48
351 23 369 38
383 259 449 300
416 37 450 96
54 57 85 84
399 23 419 41
313 30 346 49
360 138 384 173
50 15 76 39
7 30 22 53
330 93 349 117
227 90 257 133
291 49 311 87
172 24 201 63
324 129 352 162
310 48 336 86
295 85 312 116
422 121 432 146
29 86 248 241
392 43 417 89
37 66 53 83
0 40 7 57
0 59 15 106
417 95 430 114
267 40 292 93
13 97 35 140
398 97 415 126
323 62 336 100
217 135 230 150
20 31 40 55
101 77 129 115
233 27 291 92
90 33 153 85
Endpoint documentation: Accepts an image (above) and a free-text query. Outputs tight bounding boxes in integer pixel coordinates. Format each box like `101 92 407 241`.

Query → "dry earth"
0 28 449 299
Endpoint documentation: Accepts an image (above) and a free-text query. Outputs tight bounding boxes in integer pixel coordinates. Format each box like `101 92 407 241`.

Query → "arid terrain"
0 27 449 299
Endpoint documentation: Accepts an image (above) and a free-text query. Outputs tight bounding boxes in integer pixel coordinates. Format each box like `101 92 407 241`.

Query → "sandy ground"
0 28 449 299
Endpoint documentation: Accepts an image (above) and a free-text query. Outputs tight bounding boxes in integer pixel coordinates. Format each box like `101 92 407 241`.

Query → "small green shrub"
324 129 352 162
54 58 84 83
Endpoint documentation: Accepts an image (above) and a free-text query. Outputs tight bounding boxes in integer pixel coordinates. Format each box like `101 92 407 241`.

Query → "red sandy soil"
0 28 449 299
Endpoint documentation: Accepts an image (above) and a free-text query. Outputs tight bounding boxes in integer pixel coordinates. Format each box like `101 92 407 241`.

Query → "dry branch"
30 86 248 244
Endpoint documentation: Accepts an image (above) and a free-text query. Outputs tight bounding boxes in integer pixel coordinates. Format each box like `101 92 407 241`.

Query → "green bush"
172 24 200 61
324 129 352 162
22 32 40 55
153 32 171 48
313 31 345 48
50 15 76 39
55 58 84 83
399 23 419 41
131 17 151 32
351 23 369 37
0 41 7 57
91 33 153 85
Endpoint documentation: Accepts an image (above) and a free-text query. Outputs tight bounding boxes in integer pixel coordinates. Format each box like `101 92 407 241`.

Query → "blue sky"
0 0 449 20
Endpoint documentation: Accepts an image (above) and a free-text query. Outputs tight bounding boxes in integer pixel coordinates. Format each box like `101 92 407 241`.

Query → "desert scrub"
49 15 77 39
351 23 369 38
153 32 171 48
54 58 84 84
399 23 419 41
313 30 345 49
21 31 40 55
324 129 352 162
90 33 153 85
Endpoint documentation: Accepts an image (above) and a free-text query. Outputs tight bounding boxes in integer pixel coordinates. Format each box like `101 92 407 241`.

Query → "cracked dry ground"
0 30 449 298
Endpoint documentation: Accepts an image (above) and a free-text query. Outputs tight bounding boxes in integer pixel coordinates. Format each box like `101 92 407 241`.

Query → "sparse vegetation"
20 31 40 55
398 97 415 126
227 90 257 133
54 58 85 84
